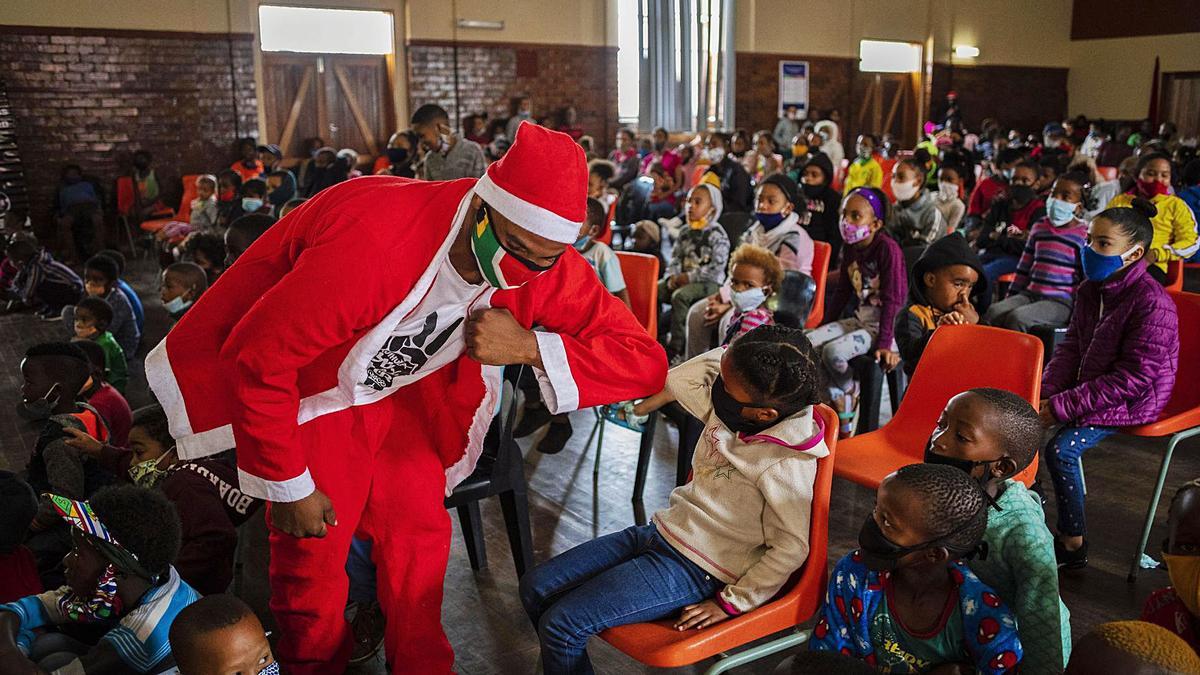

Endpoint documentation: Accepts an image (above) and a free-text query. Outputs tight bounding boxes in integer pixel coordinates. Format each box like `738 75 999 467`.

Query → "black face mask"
923 440 1003 510
18 383 60 421
857 503 987 572
710 375 796 436
1009 184 1035 206
801 183 824 198
387 147 410 165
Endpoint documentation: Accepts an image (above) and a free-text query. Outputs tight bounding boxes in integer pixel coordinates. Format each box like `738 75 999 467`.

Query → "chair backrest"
372 155 390 175
879 157 898 202
115 176 135 216
1165 260 1185 292
718 211 753 246
806 241 831 329
1158 291 1200 420
597 199 617 246
882 324 1044 485
175 174 203 223
615 251 659 337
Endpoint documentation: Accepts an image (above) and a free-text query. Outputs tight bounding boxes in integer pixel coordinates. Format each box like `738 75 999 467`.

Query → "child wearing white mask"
719 244 783 346
889 157 948 248
934 164 967 233
984 172 1092 333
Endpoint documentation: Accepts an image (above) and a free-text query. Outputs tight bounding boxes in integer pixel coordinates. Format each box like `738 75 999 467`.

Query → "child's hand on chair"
674 599 730 631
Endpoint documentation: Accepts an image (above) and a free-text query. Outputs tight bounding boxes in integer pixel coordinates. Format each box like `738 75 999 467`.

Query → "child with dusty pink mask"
806 187 906 437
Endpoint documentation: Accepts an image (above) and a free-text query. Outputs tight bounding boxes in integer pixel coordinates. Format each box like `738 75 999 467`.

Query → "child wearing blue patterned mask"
160 263 208 321
240 179 271 216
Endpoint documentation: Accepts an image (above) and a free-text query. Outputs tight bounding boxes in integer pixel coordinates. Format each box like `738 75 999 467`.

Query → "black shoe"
1055 539 1088 570
537 419 574 455
346 600 385 665
514 405 554 439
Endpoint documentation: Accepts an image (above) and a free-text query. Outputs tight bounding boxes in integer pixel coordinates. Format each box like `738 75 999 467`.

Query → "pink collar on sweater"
737 410 826 451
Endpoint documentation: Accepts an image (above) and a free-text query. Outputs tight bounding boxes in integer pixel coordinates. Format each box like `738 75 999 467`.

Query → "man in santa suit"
144 123 667 673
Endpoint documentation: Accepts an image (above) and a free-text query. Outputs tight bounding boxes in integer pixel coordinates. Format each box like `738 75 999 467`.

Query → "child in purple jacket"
1040 198 1180 569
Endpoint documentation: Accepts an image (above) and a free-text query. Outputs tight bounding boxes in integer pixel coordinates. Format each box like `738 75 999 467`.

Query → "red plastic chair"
372 155 390 175
1097 166 1119 181
597 199 617 247
834 324 1044 490
806 241 831 329
614 251 659 338
1122 291 1200 580
600 404 839 674
1164 260 1185 292
879 157 898 202
114 176 141 257
139 173 202 235
832 159 849 192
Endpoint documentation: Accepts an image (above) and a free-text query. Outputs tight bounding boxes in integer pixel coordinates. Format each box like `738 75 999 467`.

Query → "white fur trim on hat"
474 173 582 244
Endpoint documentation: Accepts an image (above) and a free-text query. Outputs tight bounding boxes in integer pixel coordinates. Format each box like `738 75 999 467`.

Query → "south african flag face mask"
469 205 554 289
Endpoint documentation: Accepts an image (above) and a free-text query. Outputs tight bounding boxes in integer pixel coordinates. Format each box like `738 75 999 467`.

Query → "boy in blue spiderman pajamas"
811 464 1022 673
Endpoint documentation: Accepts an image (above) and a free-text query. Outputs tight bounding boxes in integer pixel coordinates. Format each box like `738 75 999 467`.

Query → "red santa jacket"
146 176 666 501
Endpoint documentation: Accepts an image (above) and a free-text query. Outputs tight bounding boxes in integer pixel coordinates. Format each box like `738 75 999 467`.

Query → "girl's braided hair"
726 325 822 408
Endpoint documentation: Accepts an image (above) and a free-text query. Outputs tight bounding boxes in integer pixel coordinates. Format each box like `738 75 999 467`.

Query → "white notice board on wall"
778 61 810 117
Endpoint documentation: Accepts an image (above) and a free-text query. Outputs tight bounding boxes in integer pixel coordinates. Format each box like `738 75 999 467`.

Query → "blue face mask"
755 211 787 231
573 234 591 251
1081 244 1141 282
1001 168 1015 182
242 198 264 212
164 296 192 315
1045 197 1079 227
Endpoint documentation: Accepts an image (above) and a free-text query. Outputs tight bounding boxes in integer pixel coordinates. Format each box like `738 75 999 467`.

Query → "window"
858 39 921 74
259 6 394 55
617 0 641 123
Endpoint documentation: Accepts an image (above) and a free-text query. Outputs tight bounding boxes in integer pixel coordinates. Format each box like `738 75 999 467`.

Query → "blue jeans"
519 524 724 675
346 536 377 604
1042 425 1116 536
980 252 1019 287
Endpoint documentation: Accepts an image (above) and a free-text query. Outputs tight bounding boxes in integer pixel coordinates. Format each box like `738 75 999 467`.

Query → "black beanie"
909 234 989 310
761 173 800 206
803 152 835 186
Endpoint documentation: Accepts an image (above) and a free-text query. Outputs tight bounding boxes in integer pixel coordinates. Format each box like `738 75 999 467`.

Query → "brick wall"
0 26 257 232
407 40 618 153
735 51 1068 147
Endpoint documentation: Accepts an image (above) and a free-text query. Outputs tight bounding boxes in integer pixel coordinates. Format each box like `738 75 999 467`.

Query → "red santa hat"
473 121 587 244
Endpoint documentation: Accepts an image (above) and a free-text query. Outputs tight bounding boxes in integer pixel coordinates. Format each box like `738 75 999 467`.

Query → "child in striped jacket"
985 171 1091 333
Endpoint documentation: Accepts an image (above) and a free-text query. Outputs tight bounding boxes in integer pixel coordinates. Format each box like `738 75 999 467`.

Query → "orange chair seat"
140 217 171 233
1125 408 1200 438
837 427 1038 489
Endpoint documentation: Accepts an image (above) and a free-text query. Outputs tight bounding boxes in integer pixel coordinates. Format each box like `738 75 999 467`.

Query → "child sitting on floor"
660 175 730 360
985 171 1091 333
71 296 128 394
521 326 828 674
0 485 199 674
894 233 985 377
161 262 208 321
685 243 784 359
240 179 272 217
184 233 227 285
1066 621 1200 674
95 250 143 335
1141 479 1200 653
169 594 276 675
0 472 41 604
63 405 263 596
924 388 1072 671
71 254 140 359
73 339 132 448
3 238 83 319
811 463 1023 673
808 187 906 436
223 214 277 268
1040 199 1180 569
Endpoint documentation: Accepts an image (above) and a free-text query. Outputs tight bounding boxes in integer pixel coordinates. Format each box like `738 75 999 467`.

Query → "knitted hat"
804 153 835 185
761 174 800 206
474 121 587 244
689 171 724 222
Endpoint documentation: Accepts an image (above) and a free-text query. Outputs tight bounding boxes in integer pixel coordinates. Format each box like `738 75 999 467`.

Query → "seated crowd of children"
0 106 1197 674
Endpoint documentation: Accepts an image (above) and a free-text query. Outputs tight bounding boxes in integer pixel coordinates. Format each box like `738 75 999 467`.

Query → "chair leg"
855 360 884 435
592 417 606 478
1129 429 1200 581
499 488 535 579
456 502 487 572
1079 457 1087 496
632 413 657 507
702 628 811 675
886 368 906 414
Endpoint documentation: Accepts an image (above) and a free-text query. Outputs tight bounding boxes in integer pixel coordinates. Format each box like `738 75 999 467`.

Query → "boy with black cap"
894 234 988 376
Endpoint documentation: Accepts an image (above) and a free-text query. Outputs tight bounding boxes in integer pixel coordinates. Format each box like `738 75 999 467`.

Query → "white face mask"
731 286 767 311
891 180 919 202
937 182 958 201
706 148 726 163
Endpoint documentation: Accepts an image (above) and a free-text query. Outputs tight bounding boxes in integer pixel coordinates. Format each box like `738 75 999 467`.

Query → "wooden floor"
3 258 1198 674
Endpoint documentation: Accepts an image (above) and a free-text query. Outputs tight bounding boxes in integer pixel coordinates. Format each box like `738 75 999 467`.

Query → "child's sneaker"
537 418 573 455
35 307 60 321
603 402 648 433
1055 539 1088 570
347 600 385 665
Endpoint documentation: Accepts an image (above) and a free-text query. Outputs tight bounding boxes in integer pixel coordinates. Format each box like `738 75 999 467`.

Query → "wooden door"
851 72 920 149
262 53 392 158
1162 72 1200 139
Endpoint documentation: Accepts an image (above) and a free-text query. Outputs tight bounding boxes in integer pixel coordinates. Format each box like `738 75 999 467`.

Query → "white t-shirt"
358 256 486 394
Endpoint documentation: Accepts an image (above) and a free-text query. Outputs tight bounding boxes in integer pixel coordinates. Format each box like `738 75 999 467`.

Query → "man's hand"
270 489 337 538
875 348 901 373
62 427 103 456
674 600 730 631
465 308 542 368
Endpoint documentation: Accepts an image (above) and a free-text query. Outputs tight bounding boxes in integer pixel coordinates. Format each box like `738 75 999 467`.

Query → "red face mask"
218 187 236 202
1137 179 1169 198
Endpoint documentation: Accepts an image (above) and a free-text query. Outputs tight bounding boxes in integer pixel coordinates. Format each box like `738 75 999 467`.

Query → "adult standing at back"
413 104 487 181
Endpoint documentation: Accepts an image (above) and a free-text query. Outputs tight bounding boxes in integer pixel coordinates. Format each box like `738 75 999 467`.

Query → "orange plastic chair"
600 404 839 674
1164 260 1185 292
1097 166 1119 181
597 199 617 247
372 155 390 175
832 158 849 192
1122 291 1200 580
113 176 140 257
614 251 659 338
834 324 1044 490
806 241 831 329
